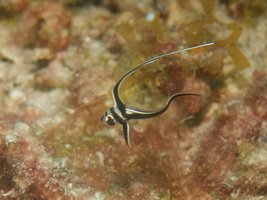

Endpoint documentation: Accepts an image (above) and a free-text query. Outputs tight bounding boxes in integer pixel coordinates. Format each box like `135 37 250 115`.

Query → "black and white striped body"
101 42 214 147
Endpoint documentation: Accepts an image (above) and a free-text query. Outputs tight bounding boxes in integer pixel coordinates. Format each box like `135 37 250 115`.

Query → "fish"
101 42 214 147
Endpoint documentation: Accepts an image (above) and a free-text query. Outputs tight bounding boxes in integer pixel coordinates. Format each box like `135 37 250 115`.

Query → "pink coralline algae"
189 72 267 199
14 2 72 53
0 116 67 199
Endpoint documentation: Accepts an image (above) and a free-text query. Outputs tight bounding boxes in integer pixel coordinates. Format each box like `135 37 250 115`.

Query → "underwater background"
0 0 266 199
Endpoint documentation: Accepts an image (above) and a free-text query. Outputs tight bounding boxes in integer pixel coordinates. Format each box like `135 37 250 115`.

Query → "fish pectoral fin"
122 122 131 148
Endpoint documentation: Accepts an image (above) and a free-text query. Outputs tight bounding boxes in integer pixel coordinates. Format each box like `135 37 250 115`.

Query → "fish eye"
105 115 115 126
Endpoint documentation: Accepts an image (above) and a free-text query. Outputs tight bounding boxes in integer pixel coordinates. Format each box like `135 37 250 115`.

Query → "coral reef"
0 0 266 199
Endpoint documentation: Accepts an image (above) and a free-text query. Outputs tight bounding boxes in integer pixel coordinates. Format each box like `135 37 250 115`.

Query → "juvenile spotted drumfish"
101 42 214 147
